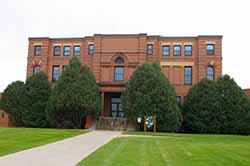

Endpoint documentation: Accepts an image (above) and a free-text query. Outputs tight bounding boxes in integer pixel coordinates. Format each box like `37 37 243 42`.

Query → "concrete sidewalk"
0 130 121 166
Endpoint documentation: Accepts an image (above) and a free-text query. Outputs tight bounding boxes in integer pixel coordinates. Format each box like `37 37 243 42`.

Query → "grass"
0 127 87 156
79 131 250 166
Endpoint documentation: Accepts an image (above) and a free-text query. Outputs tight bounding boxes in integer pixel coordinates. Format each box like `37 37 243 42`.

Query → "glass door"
111 98 125 118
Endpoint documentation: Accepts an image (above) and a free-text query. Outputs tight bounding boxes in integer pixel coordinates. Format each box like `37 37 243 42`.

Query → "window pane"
115 67 124 73
74 46 81 56
206 66 214 80
88 44 94 55
147 44 153 55
115 57 124 64
206 44 214 55
162 45 170 56
185 45 192 56
53 66 60 81
54 46 61 56
64 46 71 56
184 66 192 85
174 45 181 56
114 67 124 81
34 46 41 56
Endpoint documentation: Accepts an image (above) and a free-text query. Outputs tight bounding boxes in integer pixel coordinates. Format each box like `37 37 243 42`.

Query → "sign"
146 116 154 130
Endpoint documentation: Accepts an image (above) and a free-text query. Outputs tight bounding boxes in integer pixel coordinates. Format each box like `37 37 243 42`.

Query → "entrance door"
111 98 125 118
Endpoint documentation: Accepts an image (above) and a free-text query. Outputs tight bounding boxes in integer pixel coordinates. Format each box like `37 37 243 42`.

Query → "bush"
122 62 182 132
182 79 220 133
22 72 51 127
216 75 250 135
0 81 26 126
183 75 250 135
46 57 99 128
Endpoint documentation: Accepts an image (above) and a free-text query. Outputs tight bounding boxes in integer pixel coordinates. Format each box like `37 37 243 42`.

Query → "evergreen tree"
122 62 182 132
183 75 250 135
216 75 250 135
46 57 99 128
182 79 220 133
23 72 51 127
0 81 26 126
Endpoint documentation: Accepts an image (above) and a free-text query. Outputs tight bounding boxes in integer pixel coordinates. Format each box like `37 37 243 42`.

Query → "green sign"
146 116 154 130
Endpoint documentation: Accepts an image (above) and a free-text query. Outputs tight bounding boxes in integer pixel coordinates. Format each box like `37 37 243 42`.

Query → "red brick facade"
0 93 10 127
27 34 222 120
244 89 250 96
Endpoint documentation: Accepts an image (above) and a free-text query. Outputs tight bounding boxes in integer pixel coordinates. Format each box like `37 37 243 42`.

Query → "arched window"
115 57 124 64
206 66 214 80
114 57 124 81
33 65 40 74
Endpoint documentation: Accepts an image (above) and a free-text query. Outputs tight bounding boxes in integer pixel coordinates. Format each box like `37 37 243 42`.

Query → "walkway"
0 130 121 166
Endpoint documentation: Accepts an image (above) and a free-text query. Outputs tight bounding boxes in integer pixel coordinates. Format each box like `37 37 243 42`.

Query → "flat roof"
29 34 223 40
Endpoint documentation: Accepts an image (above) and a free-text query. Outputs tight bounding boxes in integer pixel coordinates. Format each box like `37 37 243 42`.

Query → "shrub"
216 75 250 135
46 57 99 128
182 79 220 133
0 81 26 126
22 72 51 127
183 75 250 135
122 62 182 132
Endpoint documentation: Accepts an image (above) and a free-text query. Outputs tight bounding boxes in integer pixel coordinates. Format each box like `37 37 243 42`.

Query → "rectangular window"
184 66 192 85
64 46 71 56
73 46 81 56
184 45 192 56
206 44 215 55
173 45 181 56
114 67 124 81
162 45 170 56
147 44 153 55
34 45 41 56
52 65 60 81
54 46 61 56
88 44 94 55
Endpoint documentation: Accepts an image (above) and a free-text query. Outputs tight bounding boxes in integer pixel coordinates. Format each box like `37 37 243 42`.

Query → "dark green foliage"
216 75 250 135
122 62 182 132
46 57 99 128
22 72 51 127
183 75 250 135
0 81 26 126
182 79 220 133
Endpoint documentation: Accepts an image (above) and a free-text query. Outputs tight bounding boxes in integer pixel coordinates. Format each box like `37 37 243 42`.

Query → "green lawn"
79 132 250 166
0 127 87 156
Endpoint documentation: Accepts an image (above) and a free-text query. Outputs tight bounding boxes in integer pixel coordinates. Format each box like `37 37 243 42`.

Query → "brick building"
244 89 250 96
0 93 10 127
27 34 222 120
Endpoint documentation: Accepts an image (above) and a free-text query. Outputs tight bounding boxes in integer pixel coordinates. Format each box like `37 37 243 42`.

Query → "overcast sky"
0 0 249 92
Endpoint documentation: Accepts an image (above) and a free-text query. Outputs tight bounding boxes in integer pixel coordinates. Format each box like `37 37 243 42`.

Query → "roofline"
29 37 84 40
198 35 223 38
94 33 147 36
28 34 223 40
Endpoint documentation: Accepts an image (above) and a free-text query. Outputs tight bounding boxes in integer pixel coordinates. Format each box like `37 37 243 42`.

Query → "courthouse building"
27 34 222 119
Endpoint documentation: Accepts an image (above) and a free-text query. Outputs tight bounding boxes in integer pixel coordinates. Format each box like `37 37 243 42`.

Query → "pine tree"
0 81 26 126
46 57 99 128
23 72 51 127
122 62 182 132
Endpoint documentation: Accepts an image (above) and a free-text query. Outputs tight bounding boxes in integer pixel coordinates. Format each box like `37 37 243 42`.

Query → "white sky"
0 0 250 92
